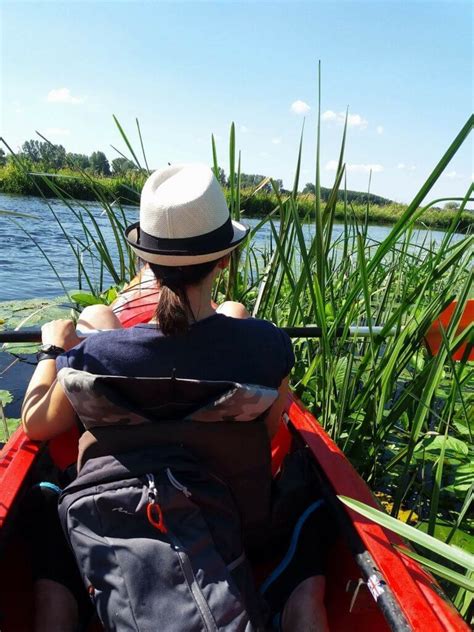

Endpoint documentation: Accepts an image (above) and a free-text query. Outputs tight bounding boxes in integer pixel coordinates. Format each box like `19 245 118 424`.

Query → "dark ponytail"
148 261 218 336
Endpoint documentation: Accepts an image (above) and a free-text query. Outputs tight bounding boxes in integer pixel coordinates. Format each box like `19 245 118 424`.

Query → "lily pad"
417 521 474 555
0 296 73 354
0 417 20 443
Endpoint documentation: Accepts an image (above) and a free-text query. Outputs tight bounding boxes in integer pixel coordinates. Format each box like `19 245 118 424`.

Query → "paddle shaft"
0 325 395 344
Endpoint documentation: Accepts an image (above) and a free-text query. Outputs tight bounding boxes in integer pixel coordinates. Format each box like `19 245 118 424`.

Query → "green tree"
111 157 137 174
21 140 42 163
216 167 227 187
66 153 90 170
0 149 6 167
21 140 66 169
239 173 265 188
443 201 461 211
303 182 315 194
90 151 111 176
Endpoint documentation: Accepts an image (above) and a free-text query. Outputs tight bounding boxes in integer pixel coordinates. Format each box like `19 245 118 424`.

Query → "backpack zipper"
148 472 216 631
169 533 218 631
166 468 192 497
146 473 167 533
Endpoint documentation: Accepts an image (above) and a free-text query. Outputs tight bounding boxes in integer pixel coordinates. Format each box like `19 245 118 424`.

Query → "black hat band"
134 215 234 256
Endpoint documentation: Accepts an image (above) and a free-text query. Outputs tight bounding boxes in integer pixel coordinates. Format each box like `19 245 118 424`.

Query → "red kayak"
0 281 468 631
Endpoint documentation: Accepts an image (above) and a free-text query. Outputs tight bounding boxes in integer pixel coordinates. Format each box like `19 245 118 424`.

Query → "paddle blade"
424 299 474 361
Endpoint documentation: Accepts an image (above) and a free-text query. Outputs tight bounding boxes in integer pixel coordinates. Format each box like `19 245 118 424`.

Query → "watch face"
39 344 64 355
40 344 56 353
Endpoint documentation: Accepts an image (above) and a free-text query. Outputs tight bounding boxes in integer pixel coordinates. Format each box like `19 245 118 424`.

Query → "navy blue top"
56 314 294 389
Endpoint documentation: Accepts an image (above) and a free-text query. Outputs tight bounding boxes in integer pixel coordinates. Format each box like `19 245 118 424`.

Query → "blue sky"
1 0 472 203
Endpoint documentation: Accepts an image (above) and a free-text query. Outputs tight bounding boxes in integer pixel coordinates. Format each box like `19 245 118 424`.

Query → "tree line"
0 141 136 176
0 140 398 206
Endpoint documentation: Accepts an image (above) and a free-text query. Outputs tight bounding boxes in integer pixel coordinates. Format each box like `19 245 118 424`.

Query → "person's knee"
281 575 327 632
217 301 250 319
34 579 78 632
77 304 122 331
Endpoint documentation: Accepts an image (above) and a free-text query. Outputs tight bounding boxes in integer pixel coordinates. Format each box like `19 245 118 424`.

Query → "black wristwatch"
36 344 66 363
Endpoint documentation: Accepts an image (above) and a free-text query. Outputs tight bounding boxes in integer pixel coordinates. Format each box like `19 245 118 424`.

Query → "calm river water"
0 192 465 301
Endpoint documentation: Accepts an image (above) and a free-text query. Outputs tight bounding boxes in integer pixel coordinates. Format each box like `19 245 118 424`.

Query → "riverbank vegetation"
1 139 472 232
1 108 473 620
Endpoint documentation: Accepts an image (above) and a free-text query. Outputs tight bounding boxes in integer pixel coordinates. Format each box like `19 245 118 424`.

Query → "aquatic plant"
0 74 472 616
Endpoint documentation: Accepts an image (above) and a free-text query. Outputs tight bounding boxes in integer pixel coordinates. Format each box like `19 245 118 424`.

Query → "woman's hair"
148 260 218 336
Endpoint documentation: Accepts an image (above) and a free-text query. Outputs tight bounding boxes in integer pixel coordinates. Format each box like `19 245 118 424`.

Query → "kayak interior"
0 395 465 631
0 416 392 632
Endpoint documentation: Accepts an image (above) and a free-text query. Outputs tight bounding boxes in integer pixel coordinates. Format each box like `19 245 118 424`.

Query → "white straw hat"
125 164 248 266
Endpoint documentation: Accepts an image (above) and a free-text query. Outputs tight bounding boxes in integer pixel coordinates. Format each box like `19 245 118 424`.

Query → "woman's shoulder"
206 313 286 336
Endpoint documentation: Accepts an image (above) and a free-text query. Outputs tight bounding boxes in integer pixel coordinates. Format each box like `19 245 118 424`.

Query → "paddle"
0 325 394 343
1 299 472 355
0 308 471 347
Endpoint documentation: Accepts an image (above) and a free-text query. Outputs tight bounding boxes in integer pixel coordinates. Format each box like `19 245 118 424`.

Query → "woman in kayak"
22 164 329 631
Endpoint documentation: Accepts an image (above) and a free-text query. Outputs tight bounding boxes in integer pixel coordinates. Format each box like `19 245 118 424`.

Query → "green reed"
1 99 473 616
215 100 473 613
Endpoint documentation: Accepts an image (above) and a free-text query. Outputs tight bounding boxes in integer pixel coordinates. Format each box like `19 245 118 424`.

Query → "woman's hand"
41 319 81 351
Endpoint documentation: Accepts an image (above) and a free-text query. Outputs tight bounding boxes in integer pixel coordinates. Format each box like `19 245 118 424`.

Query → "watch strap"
36 352 61 363
36 345 65 363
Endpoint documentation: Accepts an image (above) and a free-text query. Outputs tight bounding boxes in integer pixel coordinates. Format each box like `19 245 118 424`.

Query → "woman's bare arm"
22 320 81 441
22 371 76 441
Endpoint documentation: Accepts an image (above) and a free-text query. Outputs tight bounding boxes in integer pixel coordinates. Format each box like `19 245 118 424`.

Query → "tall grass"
215 104 473 613
1 104 473 617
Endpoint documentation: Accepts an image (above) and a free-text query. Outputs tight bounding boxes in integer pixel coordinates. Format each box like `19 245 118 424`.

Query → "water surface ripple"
0 193 464 301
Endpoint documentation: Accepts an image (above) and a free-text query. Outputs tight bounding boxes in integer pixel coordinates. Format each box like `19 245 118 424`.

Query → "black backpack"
57 369 277 631
59 447 266 631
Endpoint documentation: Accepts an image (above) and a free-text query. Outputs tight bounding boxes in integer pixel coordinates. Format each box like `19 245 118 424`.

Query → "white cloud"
326 160 383 174
41 127 70 137
397 163 406 169
348 163 383 173
240 125 249 133
322 110 367 129
290 100 311 115
347 113 368 129
47 88 85 104
444 170 463 180
322 110 337 122
376 125 384 135
397 163 416 171
272 137 282 145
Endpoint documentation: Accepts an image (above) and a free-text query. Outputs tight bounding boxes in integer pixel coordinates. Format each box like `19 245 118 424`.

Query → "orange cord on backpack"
147 501 167 533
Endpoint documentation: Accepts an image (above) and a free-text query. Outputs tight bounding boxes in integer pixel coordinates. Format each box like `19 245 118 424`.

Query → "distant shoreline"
0 168 472 233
